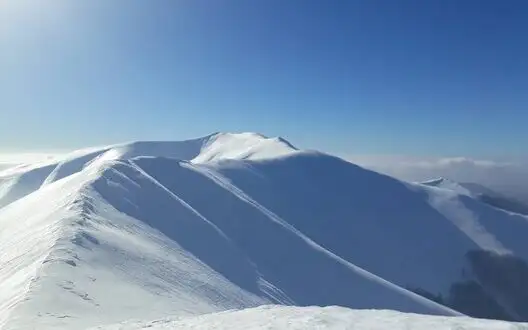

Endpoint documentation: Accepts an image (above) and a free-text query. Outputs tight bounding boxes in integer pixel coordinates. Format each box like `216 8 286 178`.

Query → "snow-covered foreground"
93 306 527 330
1 132 528 329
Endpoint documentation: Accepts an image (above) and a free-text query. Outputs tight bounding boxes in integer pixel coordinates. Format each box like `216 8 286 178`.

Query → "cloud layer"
0 163 16 171
0 153 62 174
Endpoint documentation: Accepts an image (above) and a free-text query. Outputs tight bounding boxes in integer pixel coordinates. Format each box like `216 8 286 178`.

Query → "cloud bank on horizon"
345 155 528 203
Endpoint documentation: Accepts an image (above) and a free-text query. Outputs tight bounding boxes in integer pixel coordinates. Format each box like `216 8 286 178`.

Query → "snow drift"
1 132 528 329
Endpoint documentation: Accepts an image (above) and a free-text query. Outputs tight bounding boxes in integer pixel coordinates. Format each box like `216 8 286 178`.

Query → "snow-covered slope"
421 177 528 216
91 305 527 330
2 132 528 329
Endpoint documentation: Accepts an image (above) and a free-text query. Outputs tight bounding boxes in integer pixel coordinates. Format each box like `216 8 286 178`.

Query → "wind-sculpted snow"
2 132 528 329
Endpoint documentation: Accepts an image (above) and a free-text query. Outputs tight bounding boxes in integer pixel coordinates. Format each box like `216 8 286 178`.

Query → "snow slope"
92 305 528 330
2 132 528 329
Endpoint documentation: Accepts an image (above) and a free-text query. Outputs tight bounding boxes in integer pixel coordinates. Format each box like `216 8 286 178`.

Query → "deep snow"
1 132 528 329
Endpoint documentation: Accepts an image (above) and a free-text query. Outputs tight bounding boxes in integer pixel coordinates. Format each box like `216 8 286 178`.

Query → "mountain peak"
193 132 297 163
100 132 297 164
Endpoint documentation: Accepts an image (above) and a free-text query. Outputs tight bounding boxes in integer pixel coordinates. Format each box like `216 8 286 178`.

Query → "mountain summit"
1 133 528 329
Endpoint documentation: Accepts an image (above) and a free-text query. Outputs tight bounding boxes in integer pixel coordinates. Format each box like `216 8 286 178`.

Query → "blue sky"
1 0 527 158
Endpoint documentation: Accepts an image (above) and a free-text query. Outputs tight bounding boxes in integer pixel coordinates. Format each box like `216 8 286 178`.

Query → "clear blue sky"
1 0 527 158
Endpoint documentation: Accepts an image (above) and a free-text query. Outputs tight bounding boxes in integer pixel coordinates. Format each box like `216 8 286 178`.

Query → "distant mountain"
421 177 528 216
1 133 528 329
421 177 476 196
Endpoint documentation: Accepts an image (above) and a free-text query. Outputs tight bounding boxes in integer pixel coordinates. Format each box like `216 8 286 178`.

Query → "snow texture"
92 306 528 330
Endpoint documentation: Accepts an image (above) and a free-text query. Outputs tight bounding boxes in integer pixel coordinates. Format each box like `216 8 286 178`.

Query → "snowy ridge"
0 133 296 209
91 305 528 330
420 177 507 200
0 171 95 329
420 178 528 217
2 132 528 329
421 177 474 196
0 162 267 329
194 132 296 163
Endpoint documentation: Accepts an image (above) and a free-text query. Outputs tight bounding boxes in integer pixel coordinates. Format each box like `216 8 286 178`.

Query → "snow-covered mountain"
1 132 528 329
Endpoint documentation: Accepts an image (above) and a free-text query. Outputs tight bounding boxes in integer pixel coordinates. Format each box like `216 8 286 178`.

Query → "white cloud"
0 153 60 164
0 163 16 171
344 155 528 204
0 153 65 174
